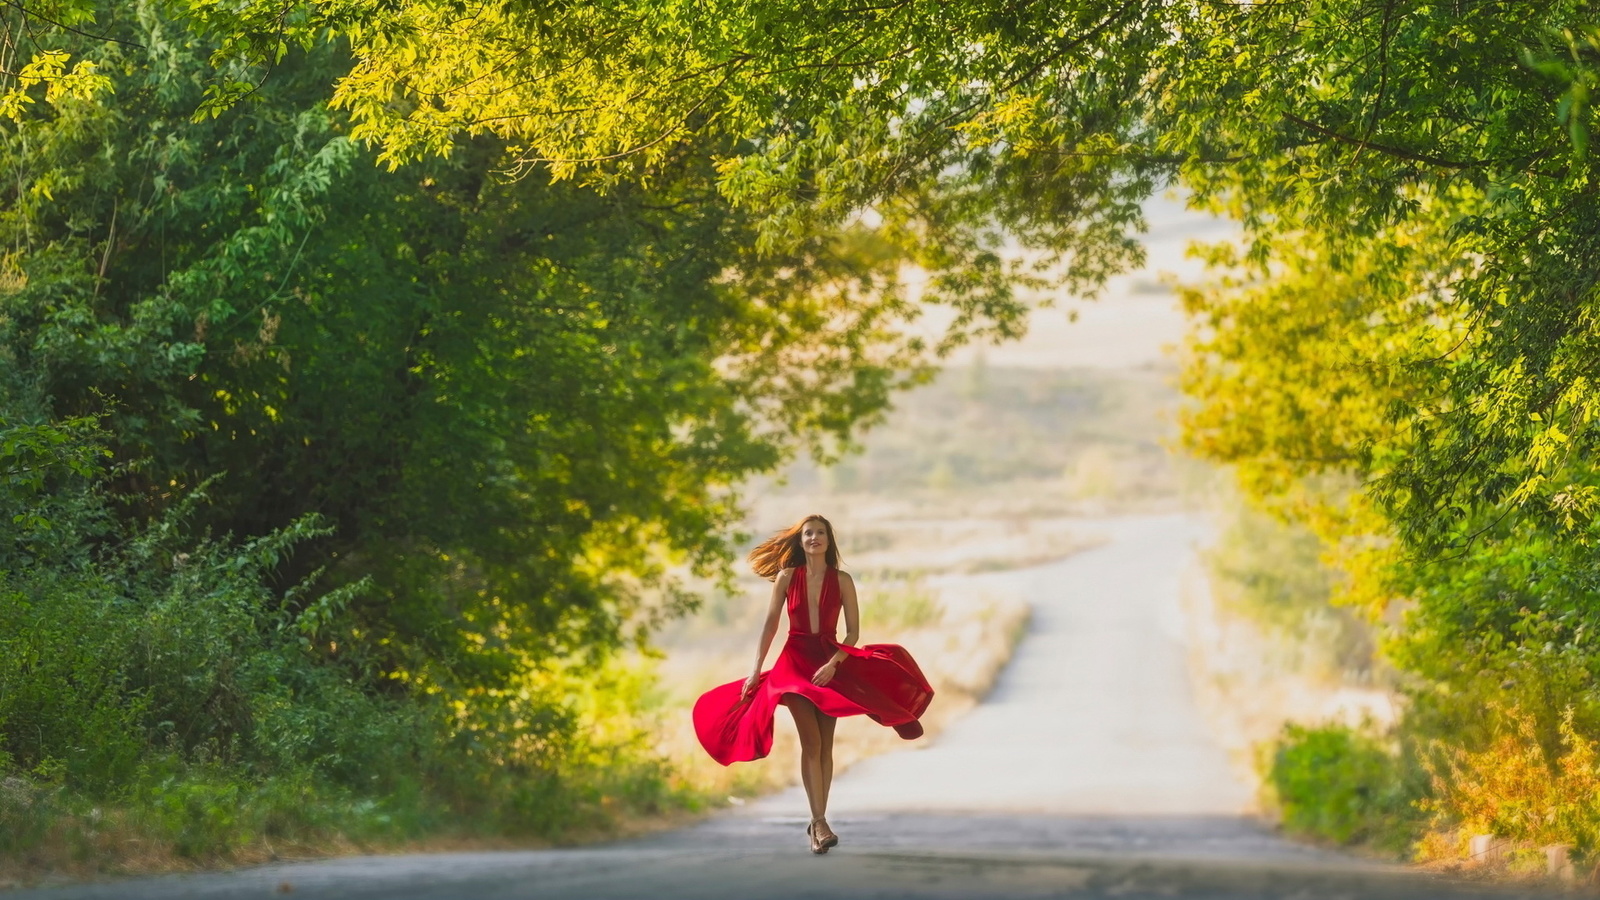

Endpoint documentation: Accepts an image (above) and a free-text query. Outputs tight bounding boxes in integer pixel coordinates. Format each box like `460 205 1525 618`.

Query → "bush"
0 418 694 873
1266 722 1424 855
1421 707 1600 859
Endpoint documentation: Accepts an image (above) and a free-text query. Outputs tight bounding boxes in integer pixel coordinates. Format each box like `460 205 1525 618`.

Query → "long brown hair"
748 514 840 580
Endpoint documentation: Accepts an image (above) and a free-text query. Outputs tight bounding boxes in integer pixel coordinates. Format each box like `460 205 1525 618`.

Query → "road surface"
17 515 1542 898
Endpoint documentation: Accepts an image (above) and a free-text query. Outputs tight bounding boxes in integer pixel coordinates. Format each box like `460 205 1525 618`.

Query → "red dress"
693 566 934 766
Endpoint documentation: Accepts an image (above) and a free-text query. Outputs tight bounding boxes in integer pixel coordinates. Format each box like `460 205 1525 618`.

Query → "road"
18 514 1542 899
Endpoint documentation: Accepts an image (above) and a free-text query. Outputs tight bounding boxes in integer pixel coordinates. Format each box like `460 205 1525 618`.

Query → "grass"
0 742 717 888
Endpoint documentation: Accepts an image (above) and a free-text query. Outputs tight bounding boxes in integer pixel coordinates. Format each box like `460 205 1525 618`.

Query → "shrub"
1421 707 1600 859
1266 722 1423 855
0 419 695 873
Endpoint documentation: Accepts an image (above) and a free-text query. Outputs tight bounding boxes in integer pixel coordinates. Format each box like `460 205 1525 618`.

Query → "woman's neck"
805 553 827 571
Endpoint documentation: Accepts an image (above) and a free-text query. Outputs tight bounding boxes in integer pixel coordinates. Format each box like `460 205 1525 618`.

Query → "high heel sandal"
806 820 829 854
811 817 839 851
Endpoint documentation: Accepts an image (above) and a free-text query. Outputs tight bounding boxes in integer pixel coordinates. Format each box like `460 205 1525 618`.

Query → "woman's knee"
784 695 822 748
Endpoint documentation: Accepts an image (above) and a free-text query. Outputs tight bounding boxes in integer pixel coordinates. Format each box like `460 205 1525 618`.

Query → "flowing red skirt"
692 632 934 766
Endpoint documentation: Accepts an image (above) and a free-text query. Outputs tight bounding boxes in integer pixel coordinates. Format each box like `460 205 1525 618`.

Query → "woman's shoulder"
775 567 797 584
834 569 854 586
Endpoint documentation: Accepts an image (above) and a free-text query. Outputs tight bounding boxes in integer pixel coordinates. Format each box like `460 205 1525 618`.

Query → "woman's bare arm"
744 570 790 697
826 572 860 665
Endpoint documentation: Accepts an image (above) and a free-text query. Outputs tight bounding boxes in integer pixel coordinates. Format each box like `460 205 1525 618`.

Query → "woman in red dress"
693 514 934 854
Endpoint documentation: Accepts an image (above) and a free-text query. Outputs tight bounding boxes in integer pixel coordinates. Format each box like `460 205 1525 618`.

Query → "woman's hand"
741 672 760 700
811 660 838 687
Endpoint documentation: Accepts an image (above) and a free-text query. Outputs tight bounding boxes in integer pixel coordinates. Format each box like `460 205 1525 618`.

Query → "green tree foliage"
0 0 1066 860
177 0 1160 295
176 0 1599 543
1160 1 1600 856
1166 2 1600 552
4 0 1022 686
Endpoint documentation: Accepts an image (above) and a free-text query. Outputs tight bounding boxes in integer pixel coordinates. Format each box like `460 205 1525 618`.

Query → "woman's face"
801 520 829 556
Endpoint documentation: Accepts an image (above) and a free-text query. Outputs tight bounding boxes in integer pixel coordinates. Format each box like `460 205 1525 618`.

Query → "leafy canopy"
175 0 1600 548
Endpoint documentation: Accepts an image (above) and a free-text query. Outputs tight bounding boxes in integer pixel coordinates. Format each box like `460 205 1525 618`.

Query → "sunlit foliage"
177 0 1600 543
0 0 1098 864
8 0 1600 864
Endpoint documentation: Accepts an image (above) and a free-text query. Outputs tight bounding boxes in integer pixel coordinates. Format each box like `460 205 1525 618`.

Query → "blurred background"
648 195 1390 829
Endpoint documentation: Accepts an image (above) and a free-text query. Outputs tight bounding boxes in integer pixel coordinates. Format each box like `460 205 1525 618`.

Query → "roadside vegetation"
1196 491 1600 880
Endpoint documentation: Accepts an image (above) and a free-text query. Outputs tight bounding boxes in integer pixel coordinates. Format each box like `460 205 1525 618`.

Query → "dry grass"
654 458 1117 813
1413 709 1600 871
1179 555 1395 807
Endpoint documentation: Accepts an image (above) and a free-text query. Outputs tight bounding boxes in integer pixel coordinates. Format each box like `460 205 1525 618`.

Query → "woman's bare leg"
784 695 826 823
817 712 838 816
814 712 839 842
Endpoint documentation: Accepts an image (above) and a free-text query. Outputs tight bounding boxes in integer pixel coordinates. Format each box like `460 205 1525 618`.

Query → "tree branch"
1283 112 1492 169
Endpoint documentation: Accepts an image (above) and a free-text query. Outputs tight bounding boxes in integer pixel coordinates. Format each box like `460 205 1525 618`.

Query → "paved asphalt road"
15 515 1549 899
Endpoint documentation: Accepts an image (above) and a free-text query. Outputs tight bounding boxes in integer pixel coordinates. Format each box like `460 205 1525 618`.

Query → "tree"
168 0 1600 547
0 0 1046 751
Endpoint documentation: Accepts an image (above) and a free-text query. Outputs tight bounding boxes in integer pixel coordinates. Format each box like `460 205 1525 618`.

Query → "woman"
693 514 934 854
